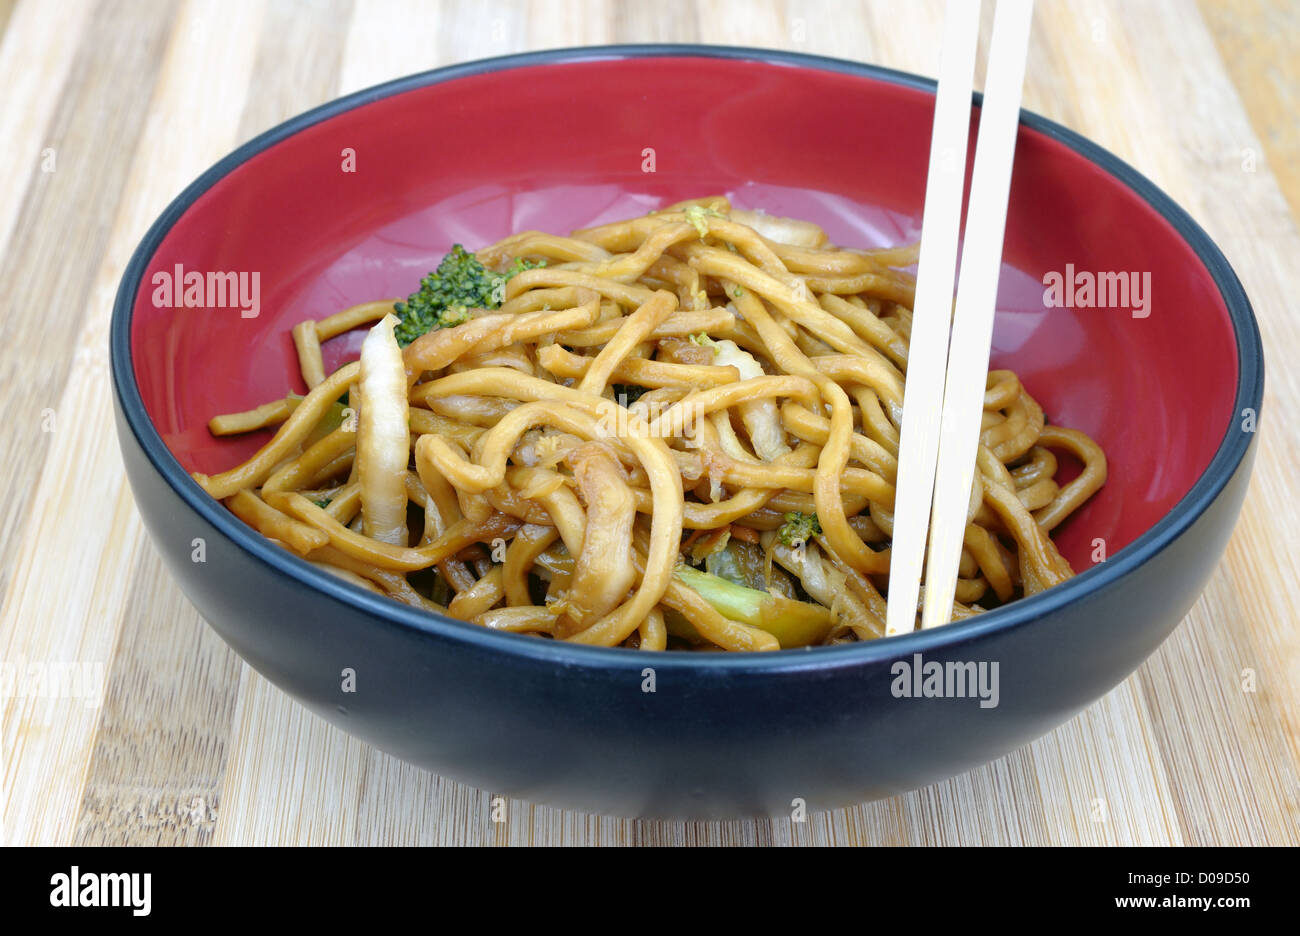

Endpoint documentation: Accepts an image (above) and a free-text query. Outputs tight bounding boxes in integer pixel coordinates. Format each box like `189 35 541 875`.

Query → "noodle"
197 198 1107 650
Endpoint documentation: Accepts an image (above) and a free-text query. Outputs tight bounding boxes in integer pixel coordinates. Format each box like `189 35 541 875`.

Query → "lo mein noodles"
193 196 1106 651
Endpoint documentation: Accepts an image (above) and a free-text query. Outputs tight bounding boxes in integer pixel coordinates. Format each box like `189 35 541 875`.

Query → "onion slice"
731 208 828 248
357 313 410 546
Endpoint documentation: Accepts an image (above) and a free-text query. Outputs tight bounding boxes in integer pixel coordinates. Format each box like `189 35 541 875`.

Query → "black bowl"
111 46 1263 817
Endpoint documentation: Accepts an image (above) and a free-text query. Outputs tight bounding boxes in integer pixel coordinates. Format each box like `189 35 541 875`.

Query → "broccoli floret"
313 497 332 509
777 511 821 547
392 244 545 347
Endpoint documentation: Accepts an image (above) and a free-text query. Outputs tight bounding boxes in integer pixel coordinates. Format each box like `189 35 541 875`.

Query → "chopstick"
885 0 1036 635
921 0 1036 629
884 0 983 638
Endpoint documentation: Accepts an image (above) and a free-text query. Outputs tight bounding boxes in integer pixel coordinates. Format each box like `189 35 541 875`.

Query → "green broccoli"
313 497 332 509
777 511 821 547
392 244 545 347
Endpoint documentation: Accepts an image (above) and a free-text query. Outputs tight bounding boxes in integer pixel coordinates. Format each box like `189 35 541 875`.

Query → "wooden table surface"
1 0 1297 846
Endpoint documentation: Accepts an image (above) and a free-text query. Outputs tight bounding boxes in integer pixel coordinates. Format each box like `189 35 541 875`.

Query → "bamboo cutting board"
1 0 1297 846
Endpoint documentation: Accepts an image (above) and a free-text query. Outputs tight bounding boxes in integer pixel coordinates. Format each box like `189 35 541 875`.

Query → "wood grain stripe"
1115 0 1300 846
615 0 698 43
0 0 265 845
0 0 19 39
0 0 96 259
236 0 353 142
0 0 169 601
1199 0 1300 221
338 0 444 95
72 547 243 846
0 0 179 846
529 0 610 48
69 0 356 848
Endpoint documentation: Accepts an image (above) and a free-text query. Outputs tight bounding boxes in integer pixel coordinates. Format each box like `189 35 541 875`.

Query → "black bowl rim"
110 43 1265 675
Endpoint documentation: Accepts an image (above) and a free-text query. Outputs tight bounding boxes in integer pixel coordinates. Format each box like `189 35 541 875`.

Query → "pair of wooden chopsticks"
885 0 1036 636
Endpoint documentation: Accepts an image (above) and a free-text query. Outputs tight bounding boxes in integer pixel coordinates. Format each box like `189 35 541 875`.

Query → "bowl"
110 45 1263 818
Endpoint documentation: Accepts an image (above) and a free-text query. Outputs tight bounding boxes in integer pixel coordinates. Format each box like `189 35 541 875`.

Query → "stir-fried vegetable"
392 244 546 347
710 339 792 462
704 539 796 597
356 313 409 545
729 208 828 247
674 564 832 648
777 511 821 547
767 537 884 640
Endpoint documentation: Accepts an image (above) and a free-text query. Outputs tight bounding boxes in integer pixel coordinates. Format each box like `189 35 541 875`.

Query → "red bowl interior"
130 54 1238 572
